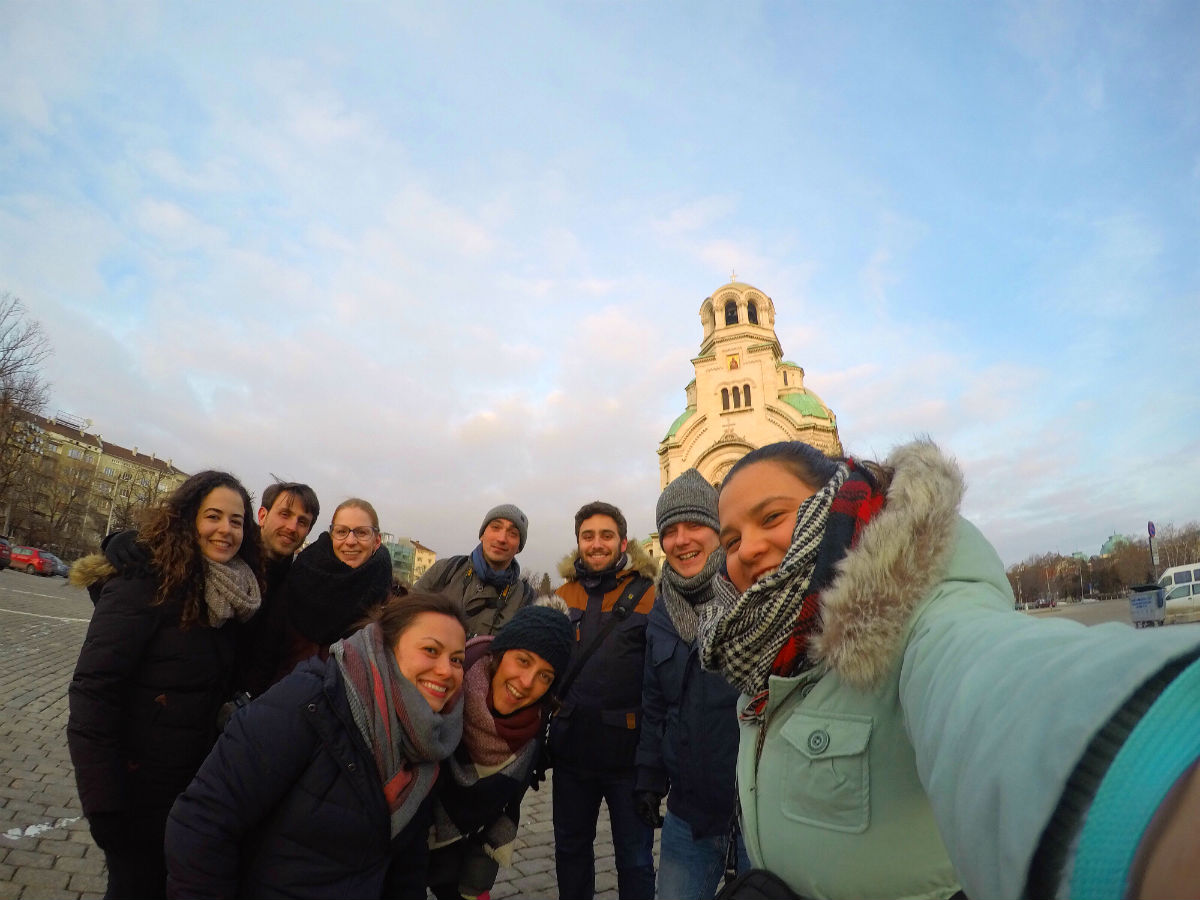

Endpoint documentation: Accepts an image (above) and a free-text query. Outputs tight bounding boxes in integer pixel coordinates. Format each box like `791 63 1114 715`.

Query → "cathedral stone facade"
657 281 841 489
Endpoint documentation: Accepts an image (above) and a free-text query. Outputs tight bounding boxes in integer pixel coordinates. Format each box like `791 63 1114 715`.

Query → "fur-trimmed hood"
808 439 964 690
69 553 116 590
556 537 658 582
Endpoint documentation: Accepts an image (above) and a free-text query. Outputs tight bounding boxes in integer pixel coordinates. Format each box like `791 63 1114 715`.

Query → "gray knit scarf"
698 463 849 701
658 546 725 644
203 557 262 627
333 623 464 838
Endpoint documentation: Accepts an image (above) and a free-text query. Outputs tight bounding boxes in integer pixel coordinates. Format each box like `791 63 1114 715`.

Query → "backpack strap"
554 574 652 702
433 555 470 592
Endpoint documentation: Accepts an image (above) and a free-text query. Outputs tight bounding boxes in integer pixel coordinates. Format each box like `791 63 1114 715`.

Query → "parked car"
44 553 69 577
0 536 10 570
10 545 58 576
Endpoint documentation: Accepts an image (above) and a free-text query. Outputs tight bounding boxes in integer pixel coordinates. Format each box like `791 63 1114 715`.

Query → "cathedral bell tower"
657 280 842 488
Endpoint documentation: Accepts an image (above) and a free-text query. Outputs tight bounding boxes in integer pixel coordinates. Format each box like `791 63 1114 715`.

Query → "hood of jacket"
808 438 964 691
69 553 116 589
556 537 658 583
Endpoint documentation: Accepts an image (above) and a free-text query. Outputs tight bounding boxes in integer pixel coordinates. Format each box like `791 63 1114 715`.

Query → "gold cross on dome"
730 269 737 282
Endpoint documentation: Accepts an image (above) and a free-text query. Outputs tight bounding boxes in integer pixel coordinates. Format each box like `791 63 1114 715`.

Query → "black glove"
634 790 664 829
102 529 154 579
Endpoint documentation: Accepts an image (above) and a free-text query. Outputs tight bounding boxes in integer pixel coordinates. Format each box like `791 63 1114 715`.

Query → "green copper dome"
781 392 829 420
664 408 695 439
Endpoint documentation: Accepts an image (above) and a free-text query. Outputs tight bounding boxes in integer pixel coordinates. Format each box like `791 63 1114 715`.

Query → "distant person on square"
415 504 535 637
550 501 657 900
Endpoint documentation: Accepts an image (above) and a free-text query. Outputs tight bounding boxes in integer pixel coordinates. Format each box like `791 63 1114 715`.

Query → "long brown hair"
138 470 264 628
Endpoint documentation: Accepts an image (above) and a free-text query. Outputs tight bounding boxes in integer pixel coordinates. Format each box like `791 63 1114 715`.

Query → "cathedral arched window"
722 388 730 410
743 384 751 406
783 371 788 386
732 387 741 409
747 301 758 324
725 300 738 325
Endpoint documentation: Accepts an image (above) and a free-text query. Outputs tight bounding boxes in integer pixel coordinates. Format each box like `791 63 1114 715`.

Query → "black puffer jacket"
67 558 238 820
164 657 430 900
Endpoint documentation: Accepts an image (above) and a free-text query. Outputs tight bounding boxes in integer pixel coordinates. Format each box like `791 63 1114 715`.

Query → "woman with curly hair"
68 470 264 900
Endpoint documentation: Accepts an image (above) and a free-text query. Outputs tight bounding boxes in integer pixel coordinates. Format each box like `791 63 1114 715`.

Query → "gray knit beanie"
480 503 529 552
656 468 720 545
491 599 574 679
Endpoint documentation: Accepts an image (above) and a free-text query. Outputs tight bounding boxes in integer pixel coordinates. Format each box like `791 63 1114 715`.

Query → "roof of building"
664 407 695 439
411 540 436 554
29 413 187 476
780 392 830 420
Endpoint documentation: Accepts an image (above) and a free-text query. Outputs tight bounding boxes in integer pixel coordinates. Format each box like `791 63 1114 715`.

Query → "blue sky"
2 1 1198 579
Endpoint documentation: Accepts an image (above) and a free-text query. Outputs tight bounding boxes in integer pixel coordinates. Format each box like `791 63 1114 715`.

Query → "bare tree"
0 294 51 525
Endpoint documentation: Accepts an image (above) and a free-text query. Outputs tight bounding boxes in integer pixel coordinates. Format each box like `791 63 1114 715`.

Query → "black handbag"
714 869 804 900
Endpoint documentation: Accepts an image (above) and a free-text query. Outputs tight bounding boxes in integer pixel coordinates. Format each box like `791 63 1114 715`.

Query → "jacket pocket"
777 711 872 833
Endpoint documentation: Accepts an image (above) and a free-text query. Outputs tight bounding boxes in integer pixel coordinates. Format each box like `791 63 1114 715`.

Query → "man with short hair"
634 469 749 899
414 504 534 637
237 481 319 697
257 481 320 564
551 501 657 900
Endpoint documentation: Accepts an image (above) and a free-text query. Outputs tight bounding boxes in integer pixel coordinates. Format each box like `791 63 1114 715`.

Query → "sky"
2 1 1198 581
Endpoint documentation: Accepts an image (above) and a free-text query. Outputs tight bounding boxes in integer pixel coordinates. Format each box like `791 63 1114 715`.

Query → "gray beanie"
491 600 574 679
480 503 529 552
656 468 720 545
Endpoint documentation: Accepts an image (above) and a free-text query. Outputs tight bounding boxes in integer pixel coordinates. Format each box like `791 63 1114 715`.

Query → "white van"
1157 563 1200 624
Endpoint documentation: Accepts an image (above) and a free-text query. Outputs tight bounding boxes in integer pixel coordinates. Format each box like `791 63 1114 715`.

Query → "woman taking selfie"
165 592 467 899
701 439 1200 900
426 599 574 900
68 471 264 899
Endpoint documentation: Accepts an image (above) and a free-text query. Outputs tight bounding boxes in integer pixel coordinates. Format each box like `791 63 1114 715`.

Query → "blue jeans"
657 811 751 900
553 764 655 900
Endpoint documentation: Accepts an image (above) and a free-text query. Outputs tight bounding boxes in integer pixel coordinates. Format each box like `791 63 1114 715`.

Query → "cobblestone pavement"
0 570 655 900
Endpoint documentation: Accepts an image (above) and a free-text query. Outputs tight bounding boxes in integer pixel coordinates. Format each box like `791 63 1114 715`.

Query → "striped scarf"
333 623 464 837
698 460 885 721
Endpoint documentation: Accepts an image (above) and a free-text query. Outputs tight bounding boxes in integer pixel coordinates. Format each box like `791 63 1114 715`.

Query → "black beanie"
490 600 573 678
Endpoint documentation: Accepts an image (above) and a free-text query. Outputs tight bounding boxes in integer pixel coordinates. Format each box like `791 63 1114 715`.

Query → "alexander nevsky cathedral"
657 280 841 489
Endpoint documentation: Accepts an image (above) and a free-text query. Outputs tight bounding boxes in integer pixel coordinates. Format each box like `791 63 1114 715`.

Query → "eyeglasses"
330 525 377 541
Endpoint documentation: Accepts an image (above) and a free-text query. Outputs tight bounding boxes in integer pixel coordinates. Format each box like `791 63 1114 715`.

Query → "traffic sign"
1148 521 1156 538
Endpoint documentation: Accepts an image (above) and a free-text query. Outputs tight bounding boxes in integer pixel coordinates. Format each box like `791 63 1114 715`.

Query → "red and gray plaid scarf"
699 460 886 721
333 623 464 837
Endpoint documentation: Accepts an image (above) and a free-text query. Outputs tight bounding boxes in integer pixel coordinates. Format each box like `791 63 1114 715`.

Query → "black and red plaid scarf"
699 459 886 722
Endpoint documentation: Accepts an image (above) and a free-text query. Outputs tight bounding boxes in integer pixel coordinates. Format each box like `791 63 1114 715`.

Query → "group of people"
65 437 1200 900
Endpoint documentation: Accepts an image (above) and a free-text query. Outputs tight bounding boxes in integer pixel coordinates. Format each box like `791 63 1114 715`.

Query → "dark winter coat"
635 596 741 838
277 533 393 679
233 553 294 698
164 656 431 900
67 558 239 827
549 543 656 771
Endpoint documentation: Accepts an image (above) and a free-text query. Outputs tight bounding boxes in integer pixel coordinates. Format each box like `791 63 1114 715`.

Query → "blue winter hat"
491 599 573 679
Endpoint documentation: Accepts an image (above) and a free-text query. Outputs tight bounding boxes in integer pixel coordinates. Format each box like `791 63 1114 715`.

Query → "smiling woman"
425 599 574 900
165 591 468 899
67 470 265 900
273 497 393 683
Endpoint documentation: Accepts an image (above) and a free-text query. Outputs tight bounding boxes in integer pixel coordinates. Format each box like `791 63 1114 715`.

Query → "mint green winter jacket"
737 440 1200 900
